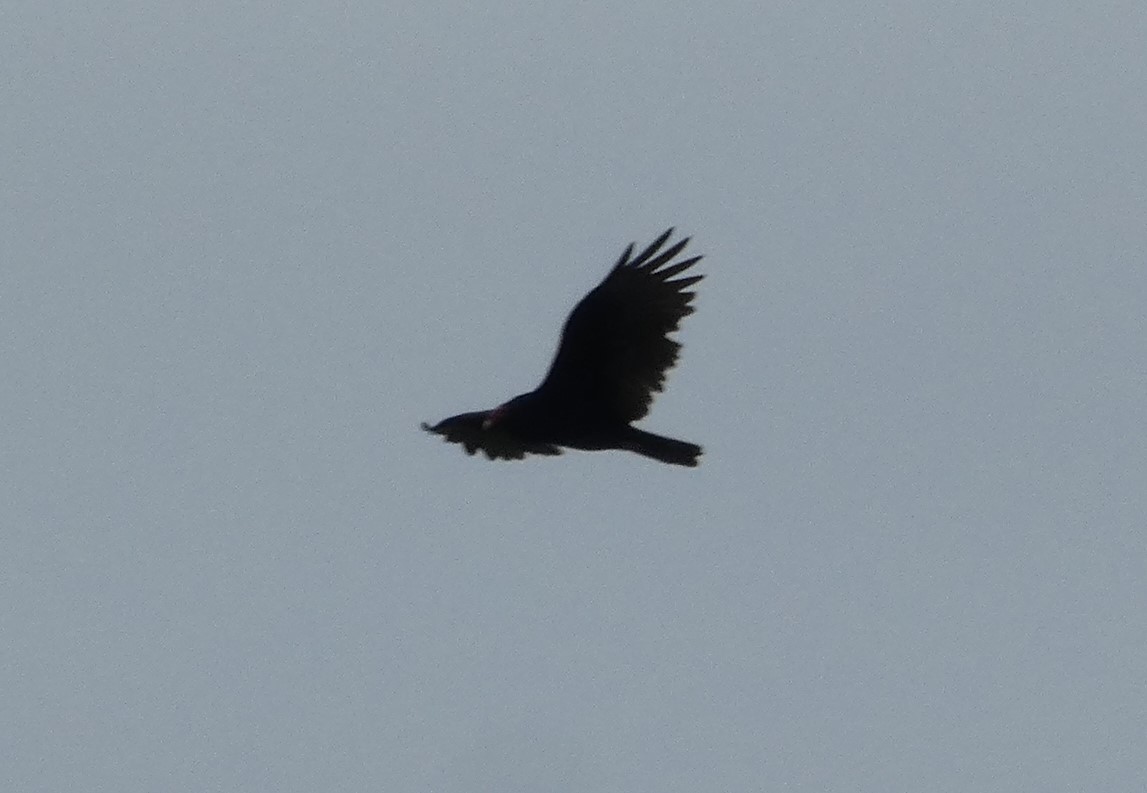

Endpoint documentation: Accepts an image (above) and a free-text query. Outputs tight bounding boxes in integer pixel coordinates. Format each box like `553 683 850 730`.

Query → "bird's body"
421 229 705 466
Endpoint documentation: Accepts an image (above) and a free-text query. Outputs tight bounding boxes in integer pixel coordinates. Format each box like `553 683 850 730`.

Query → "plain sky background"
4 1 1145 790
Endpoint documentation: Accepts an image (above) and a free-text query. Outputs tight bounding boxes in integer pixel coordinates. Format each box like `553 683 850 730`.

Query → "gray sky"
4 1 1145 790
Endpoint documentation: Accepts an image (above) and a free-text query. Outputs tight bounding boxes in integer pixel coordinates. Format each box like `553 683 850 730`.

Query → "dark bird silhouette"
421 229 705 466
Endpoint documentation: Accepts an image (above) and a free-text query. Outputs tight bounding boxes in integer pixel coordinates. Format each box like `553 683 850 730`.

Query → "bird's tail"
623 427 702 467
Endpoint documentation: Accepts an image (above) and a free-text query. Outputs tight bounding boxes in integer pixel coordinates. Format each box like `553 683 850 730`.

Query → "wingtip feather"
612 242 636 271
630 228 676 268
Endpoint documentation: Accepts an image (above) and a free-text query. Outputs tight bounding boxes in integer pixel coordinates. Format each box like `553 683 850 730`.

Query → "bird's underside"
421 228 705 467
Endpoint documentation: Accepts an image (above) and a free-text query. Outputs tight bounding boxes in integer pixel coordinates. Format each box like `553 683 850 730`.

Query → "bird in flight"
421 229 706 466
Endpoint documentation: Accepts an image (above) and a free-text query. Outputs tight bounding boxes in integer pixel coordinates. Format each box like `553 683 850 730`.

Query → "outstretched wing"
535 229 703 422
420 413 562 461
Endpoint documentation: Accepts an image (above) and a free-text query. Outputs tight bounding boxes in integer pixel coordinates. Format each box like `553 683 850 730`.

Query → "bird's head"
421 403 559 461
420 410 486 437
481 403 509 431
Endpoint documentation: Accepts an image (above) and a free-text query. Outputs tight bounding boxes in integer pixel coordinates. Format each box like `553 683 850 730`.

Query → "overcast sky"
4 2 1146 791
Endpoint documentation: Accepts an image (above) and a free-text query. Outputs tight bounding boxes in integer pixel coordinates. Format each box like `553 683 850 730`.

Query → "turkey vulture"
421 229 705 466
